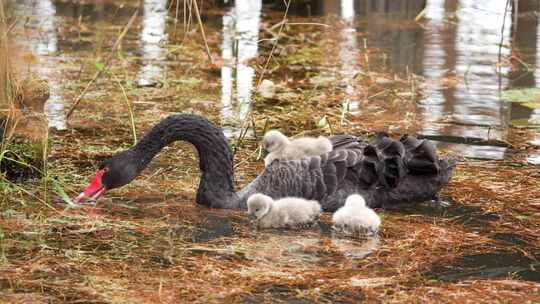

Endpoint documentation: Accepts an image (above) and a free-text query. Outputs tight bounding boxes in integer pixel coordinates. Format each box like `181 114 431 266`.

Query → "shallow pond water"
3 0 540 302
425 251 540 282
11 0 540 160
170 211 380 265
285 0 540 159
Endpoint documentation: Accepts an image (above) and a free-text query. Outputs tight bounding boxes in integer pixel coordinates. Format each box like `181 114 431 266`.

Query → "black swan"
74 114 455 211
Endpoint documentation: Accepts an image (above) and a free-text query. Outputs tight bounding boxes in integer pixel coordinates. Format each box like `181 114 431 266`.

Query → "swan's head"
247 193 272 220
262 130 289 152
74 152 139 204
345 194 366 208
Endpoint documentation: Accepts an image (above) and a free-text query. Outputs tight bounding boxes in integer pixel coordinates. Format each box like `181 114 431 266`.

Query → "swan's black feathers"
373 133 407 188
363 144 379 159
376 135 406 157
308 156 321 171
322 161 338 195
303 134 449 209
400 135 439 174
302 157 321 197
361 144 385 184
332 149 349 162
329 134 364 150
356 159 379 187
243 124 451 210
400 134 423 150
335 158 348 182
344 149 361 167
317 147 363 200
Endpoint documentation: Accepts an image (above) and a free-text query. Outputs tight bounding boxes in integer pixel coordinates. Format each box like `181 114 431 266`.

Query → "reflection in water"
419 0 512 142
288 0 524 159
138 0 168 86
245 234 323 264
509 0 539 126
526 126 540 164
243 229 378 266
220 0 262 137
31 1 58 55
17 0 65 130
527 153 540 165
528 109 540 125
416 0 451 137
356 1 425 73
331 236 379 259
12 0 540 159
339 0 361 114
355 0 526 159
44 91 66 130
434 141 507 160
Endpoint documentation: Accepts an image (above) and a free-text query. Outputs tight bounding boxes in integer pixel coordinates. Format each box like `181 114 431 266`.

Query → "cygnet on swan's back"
247 193 322 229
263 130 332 166
332 194 381 236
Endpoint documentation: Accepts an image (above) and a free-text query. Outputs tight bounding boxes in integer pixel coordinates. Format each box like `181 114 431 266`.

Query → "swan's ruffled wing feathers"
317 134 451 206
373 133 407 188
319 149 352 188
319 147 367 197
329 134 365 150
236 134 453 210
236 160 324 208
322 161 337 195
399 135 440 174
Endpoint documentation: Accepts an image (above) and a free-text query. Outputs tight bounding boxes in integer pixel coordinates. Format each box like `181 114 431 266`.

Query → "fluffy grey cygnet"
263 130 333 166
332 194 381 236
247 193 322 229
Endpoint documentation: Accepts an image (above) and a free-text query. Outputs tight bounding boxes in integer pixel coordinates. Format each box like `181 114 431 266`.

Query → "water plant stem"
112 74 138 144
234 0 291 153
66 3 140 120
192 0 213 64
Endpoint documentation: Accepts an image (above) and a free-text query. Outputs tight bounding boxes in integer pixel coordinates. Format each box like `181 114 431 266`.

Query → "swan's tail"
358 133 454 191
367 134 455 208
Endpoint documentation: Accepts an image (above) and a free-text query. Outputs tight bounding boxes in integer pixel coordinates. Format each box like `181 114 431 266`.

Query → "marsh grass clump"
0 1 17 110
0 135 43 181
0 7 43 182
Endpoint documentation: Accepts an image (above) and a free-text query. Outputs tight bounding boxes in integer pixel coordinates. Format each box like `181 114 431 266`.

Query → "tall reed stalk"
0 1 17 146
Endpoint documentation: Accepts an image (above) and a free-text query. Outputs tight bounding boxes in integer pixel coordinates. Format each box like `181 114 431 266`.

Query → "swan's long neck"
130 114 239 208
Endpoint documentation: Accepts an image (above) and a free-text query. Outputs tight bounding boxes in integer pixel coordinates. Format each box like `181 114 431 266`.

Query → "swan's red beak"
74 169 108 204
